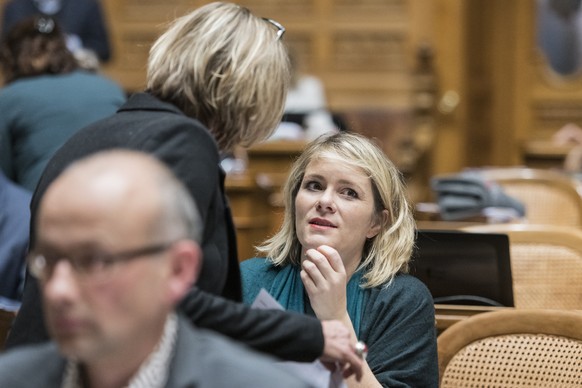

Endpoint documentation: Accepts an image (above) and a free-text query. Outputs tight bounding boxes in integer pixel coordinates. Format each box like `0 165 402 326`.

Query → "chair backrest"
473 167 582 227
438 309 582 387
461 224 582 309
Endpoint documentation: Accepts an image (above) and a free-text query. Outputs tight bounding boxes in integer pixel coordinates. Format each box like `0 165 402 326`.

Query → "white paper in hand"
251 288 347 388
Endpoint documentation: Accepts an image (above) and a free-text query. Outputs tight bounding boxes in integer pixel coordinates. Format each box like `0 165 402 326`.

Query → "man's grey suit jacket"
0 315 312 388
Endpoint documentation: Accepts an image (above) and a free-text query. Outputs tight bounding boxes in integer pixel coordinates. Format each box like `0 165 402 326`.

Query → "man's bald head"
40 150 202 246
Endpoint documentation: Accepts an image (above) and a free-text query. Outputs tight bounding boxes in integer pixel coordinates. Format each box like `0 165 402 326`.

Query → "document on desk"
251 288 347 388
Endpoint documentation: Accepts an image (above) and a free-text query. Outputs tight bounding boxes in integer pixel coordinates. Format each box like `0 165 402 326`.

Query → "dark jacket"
0 172 30 301
5 93 324 361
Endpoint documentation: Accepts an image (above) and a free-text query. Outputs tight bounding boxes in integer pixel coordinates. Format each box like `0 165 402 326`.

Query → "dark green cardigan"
241 257 439 388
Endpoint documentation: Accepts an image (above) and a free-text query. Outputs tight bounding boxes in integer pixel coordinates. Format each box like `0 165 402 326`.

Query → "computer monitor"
410 229 514 307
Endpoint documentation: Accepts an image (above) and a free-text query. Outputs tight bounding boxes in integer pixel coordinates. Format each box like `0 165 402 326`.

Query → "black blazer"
5 93 323 361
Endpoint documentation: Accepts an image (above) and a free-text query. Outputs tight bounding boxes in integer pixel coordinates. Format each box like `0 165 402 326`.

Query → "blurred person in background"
271 48 340 141
0 15 125 192
1 0 111 63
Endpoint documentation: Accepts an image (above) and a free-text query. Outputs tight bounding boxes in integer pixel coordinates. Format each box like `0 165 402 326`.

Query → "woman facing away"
242 132 439 387
0 15 125 192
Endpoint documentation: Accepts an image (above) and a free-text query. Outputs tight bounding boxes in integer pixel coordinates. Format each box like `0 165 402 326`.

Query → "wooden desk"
522 140 573 169
247 140 305 177
415 202 490 230
225 173 270 261
435 304 509 335
226 141 308 261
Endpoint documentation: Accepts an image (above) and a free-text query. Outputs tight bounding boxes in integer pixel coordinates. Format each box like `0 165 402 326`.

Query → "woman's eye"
305 181 322 191
343 188 359 198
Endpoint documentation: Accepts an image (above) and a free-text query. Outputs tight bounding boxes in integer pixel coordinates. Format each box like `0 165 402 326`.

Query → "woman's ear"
367 209 389 239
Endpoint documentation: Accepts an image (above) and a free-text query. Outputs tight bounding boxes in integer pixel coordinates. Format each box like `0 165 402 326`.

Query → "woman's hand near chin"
301 245 349 322
302 245 382 388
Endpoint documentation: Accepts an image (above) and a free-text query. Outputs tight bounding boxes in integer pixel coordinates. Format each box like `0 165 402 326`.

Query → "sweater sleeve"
178 287 324 362
360 275 439 388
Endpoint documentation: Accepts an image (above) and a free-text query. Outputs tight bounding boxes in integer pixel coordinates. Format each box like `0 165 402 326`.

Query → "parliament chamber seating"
461 224 582 310
474 167 582 227
438 309 582 387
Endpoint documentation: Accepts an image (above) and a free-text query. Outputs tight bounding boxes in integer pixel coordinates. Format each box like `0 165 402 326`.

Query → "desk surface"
435 304 509 334
523 140 573 169
523 139 573 158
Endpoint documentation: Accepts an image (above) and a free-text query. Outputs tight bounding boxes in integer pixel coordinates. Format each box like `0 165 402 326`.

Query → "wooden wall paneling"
514 1 536 154
326 0 413 109
464 2 494 168
518 1 582 165
243 141 307 246
0 0 423 111
430 0 469 175
488 1 520 166
464 1 520 168
238 0 316 16
225 174 271 261
0 0 421 113
101 0 194 92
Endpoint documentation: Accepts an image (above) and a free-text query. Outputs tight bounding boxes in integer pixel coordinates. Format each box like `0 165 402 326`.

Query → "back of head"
147 2 290 152
0 15 78 83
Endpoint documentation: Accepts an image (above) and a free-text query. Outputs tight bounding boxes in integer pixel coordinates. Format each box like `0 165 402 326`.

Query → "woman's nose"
316 190 335 211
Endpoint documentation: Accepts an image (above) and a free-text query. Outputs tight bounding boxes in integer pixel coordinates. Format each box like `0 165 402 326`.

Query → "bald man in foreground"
0 150 310 387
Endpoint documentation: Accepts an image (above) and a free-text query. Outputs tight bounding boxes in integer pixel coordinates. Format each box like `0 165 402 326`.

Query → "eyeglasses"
263 18 285 41
28 242 176 284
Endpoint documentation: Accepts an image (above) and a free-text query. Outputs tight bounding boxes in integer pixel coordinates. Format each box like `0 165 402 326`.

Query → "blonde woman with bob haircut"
242 132 438 387
7 3 366 378
147 1 289 152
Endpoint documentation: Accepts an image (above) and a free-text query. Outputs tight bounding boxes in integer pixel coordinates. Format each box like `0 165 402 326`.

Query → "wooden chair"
472 167 582 227
438 309 582 387
462 224 582 309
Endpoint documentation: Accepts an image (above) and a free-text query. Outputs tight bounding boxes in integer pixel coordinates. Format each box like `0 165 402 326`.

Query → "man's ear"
366 209 389 239
166 240 202 304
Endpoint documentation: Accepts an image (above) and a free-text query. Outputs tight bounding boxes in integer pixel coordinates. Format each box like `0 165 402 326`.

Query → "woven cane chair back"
475 167 582 227
438 309 582 387
462 224 582 309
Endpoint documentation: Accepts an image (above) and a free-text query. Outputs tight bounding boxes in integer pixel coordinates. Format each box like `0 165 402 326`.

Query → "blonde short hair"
257 132 416 288
147 2 290 152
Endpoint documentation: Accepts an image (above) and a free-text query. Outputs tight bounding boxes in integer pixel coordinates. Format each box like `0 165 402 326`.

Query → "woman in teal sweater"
0 16 125 191
242 132 438 387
